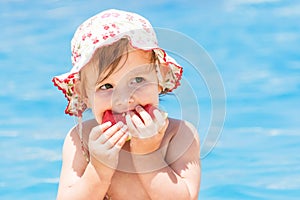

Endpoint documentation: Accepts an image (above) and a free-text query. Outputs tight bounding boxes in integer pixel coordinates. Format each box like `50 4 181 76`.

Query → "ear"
74 81 91 108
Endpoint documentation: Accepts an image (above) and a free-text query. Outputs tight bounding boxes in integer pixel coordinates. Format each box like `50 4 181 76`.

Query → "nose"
112 85 135 110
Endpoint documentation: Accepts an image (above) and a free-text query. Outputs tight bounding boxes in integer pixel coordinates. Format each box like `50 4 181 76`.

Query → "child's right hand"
88 121 128 181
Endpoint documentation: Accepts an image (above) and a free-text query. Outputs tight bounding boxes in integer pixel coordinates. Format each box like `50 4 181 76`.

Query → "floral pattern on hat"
52 9 183 116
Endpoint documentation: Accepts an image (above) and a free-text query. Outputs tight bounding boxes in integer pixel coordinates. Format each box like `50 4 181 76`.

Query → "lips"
102 104 156 125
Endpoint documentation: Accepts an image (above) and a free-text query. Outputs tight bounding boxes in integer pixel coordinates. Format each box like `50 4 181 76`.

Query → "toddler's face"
84 49 161 124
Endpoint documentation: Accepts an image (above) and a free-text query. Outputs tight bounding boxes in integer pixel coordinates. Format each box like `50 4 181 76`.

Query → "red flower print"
104 25 109 30
73 52 79 62
111 12 120 17
126 14 134 21
68 74 75 79
144 27 151 33
101 13 111 18
103 35 109 40
139 19 146 24
109 32 115 37
93 37 99 44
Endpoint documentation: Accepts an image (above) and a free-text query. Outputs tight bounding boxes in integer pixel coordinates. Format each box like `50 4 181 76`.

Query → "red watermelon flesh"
102 104 156 125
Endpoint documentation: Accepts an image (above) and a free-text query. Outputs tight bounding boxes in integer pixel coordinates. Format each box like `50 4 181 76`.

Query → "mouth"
102 110 129 125
102 104 156 125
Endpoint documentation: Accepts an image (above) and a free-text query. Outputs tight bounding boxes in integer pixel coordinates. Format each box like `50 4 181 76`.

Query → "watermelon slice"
102 104 159 125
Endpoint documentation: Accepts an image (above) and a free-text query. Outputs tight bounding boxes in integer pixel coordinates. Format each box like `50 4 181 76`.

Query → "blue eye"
99 83 113 90
133 77 145 84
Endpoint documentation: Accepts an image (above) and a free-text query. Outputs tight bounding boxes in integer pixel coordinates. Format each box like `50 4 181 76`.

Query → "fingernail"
104 121 112 126
136 105 142 112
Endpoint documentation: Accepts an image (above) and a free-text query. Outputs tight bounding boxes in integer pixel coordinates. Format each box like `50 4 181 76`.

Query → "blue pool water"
1 1 300 199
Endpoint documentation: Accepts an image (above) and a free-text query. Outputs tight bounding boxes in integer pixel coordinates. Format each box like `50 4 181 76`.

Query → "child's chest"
107 171 150 199
106 143 150 199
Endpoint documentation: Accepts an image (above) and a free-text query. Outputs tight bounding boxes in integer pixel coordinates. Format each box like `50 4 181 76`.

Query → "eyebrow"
96 63 154 86
131 64 154 74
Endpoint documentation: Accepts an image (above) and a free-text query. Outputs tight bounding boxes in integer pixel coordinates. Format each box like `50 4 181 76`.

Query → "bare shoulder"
64 119 97 149
61 119 98 174
164 118 200 164
165 119 201 198
166 118 200 143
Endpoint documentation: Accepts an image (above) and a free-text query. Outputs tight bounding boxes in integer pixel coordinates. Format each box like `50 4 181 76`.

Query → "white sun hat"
52 9 183 116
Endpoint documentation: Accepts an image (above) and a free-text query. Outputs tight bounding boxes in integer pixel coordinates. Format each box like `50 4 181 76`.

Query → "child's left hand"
126 105 169 154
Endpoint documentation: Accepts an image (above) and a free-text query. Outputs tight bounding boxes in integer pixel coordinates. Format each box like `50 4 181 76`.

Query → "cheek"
135 84 160 103
92 91 113 123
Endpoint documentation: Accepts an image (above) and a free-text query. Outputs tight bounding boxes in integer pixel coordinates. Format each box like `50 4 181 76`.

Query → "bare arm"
56 127 111 200
131 120 201 200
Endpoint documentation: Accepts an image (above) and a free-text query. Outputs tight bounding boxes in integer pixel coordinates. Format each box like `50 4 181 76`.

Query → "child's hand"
88 121 128 180
126 105 169 154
